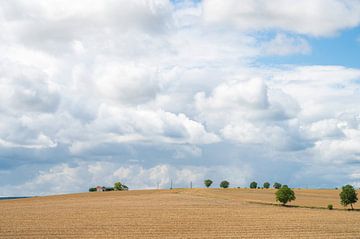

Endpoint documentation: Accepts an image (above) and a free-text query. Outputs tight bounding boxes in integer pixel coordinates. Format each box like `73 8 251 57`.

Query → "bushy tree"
275 185 296 205
114 182 123 190
250 181 257 189
263 182 270 189
273 182 282 189
220 180 230 188
204 179 213 188
89 187 96 192
340 184 358 210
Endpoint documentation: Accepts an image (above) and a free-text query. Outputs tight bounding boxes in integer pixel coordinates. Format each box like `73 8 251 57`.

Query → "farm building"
96 186 106 192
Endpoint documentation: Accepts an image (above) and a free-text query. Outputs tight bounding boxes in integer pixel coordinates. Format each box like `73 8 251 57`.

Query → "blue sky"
259 27 360 67
1 0 360 196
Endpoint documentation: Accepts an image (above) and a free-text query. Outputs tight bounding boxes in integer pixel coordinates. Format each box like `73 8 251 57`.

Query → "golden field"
1 188 360 238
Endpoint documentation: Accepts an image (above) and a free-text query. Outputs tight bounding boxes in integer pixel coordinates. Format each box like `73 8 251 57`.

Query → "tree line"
204 179 282 189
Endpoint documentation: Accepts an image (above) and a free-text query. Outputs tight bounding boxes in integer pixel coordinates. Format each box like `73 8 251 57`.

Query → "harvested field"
1 188 360 238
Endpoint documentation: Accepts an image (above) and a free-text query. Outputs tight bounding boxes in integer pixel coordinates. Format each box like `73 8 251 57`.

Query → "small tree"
114 181 123 191
250 181 257 189
220 180 230 188
275 185 296 205
204 179 213 188
340 184 358 210
273 182 282 189
263 182 270 189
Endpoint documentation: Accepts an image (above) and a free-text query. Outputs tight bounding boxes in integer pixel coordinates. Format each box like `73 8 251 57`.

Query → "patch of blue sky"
171 0 201 7
257 27 360 68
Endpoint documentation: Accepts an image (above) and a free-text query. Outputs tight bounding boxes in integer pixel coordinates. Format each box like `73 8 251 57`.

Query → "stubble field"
1 188 360 238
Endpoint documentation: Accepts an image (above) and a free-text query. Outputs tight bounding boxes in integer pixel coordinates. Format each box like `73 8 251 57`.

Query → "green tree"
273 182 282 189
204 179 213 188
220 180 230 188
114 182 123 191
263 182 270 189
340 184 358 210
250 181 257 189
275 185 296 205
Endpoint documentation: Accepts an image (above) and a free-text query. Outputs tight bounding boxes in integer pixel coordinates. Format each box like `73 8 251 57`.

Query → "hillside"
1 188 360 238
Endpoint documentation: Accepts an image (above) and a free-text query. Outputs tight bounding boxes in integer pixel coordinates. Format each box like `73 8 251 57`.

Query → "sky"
1 0 360 196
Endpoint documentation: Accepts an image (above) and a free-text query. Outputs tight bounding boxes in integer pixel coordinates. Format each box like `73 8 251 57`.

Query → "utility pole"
170 179 173 190
190 181 192 189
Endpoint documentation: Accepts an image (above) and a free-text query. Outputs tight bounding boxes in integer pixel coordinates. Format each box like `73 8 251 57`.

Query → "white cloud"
94 62 160 105
261 33 311 56
68 105 220 154
202 0 360 36
194 78 307 150
268 65 360 122
305 119 344 139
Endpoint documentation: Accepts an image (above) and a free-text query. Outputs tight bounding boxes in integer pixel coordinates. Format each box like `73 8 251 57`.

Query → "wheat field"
1 188 360 238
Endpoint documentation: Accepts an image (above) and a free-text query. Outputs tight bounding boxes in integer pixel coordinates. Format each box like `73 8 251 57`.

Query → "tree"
114 182 124 191
89 187 96 192
275 185 296 205
250 181 257 189
220 180 229 188
263 182 270 189
204 179 213 188
340 184 358 210
273 182 282 189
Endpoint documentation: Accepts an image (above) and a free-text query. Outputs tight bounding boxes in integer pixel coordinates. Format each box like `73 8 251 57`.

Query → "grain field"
1 188 360 238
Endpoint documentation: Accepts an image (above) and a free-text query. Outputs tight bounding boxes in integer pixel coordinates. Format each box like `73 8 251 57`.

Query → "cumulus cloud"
194 78 308 150
202 0 360 36
0 0 173 51
94 63 160 105
261 33 311 56
68 106 220 154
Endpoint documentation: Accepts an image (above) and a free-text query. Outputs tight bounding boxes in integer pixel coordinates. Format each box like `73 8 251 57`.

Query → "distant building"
96 186 106 192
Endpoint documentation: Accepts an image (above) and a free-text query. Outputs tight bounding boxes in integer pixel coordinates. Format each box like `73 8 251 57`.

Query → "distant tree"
114 182 122 190
220 180 230 188
340 184 358 210
275 185 296 205
273 182 282 189
250 181 257 189
114 181 129 191
263 182 270 189
204 179 213 188
89 187 96 192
